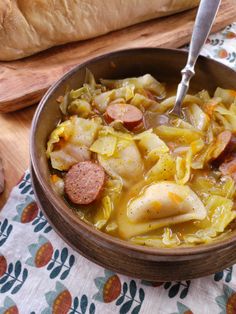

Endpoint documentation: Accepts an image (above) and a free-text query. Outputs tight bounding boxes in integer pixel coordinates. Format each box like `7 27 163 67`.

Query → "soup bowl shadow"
30 48 236 281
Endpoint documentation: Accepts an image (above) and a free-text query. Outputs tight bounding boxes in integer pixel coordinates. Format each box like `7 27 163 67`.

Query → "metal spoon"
169 0 221 117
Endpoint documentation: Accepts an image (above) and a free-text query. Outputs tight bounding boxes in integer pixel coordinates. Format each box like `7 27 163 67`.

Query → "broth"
46 72 236 248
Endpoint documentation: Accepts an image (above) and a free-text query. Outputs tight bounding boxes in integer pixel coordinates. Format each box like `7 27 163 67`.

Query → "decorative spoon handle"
169 0 221 117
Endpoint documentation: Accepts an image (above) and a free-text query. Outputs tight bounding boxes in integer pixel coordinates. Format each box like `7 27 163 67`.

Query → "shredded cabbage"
130 236 164 247
175 148 192 185
171 117 197 130
47 117 101 170
90 134 117 157
154 125 202 144
92 177 123 231
130 93 157 110
98 138 143 187
139 194 236 246
103 177 123 205
134 130 169 161
59 91 70 115
187 103 210 131
70 86 91 101
84 68 97 88
50 175 64 195
105 222 118 233
214 104 236 132
131 230 181 248
191 143 215 170
94 196 113 230
60 70 102 115
191 138 205 154
214 87 236 105
197 89 211 102
183 229 218 245
191 175 235 201
99 126 132 141
100 74 166 97
146 153 175 181
158 94 202 113
162 228 181 247
48 71 236 248
94 85 135 112
67 99 91 117
204 97 222 117
207 196 236 232
196 195 236 234
46 120 73 158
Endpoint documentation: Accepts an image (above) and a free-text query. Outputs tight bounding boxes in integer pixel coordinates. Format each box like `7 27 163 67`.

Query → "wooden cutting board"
0 0 236 113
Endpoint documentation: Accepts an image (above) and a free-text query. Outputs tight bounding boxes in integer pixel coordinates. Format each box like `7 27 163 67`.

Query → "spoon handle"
170 0 221 116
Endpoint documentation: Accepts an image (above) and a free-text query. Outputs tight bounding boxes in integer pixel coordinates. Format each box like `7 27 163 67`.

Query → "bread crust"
0 0 199 61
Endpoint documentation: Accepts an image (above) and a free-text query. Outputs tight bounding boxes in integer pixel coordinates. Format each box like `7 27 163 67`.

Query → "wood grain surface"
0 105 36 208
0 0 235 113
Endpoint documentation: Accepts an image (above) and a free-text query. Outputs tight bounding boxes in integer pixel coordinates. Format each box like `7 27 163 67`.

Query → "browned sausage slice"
105 103 143 130
211 131 236 167
65 161 105 204
219 158 236 182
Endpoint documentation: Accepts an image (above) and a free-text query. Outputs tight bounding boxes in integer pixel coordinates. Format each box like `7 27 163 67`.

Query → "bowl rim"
30 47 236 258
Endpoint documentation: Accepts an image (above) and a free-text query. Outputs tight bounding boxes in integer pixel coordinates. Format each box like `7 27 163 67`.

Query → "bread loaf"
0 0 199 61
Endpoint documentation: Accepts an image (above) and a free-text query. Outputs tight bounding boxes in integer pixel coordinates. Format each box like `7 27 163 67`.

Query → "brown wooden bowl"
30 48 236 281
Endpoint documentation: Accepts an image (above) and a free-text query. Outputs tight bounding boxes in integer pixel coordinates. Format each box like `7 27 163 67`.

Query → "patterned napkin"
201 23 236 70
0 23 236 314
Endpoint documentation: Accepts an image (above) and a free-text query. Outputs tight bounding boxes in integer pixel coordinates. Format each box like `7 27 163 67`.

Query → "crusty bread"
0 0 199 61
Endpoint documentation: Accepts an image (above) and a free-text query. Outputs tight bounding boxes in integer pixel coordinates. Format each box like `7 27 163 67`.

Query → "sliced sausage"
212 131 232 159
132 121 145 133
211 131 236 167
227 135 236 154
104 103 143 130
219 158 236 182
65 161 105 205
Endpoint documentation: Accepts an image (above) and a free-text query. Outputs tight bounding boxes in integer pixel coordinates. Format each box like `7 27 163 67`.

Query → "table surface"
0 17 234 210
0 105 36 208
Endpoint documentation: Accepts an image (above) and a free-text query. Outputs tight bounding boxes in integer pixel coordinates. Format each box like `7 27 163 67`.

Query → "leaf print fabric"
1 161 236 314
0 296 19 314
0 23 236 313
0 219 13 247
0 258 28 294
201 23 236 70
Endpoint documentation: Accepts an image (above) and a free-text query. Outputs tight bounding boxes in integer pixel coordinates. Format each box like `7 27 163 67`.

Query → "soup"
46 70 236 248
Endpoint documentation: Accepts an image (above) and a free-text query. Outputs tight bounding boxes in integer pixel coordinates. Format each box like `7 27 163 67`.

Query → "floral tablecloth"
0 23 236 314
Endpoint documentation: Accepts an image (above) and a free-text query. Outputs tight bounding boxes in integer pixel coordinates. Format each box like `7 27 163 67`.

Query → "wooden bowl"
30 48 236 281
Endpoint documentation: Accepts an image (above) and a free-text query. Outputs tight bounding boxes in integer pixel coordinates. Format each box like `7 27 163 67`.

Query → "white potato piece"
118 182 206 239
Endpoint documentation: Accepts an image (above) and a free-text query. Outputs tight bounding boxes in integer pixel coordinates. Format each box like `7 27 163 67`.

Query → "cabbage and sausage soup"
47 70 236 248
